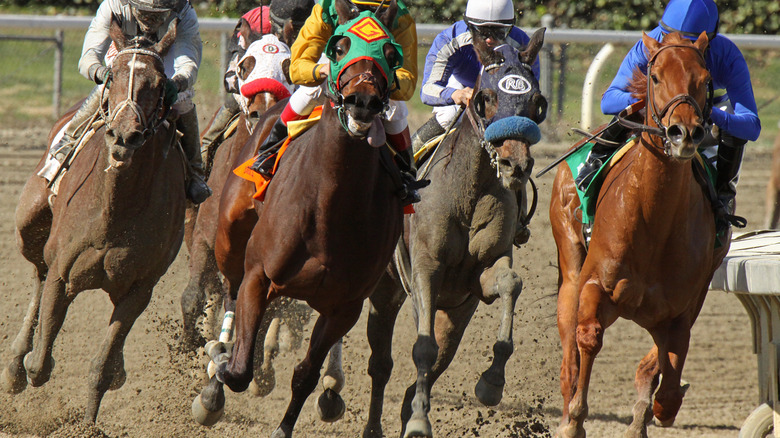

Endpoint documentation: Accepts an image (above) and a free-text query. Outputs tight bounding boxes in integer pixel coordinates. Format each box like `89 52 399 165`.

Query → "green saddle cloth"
565 140 718 228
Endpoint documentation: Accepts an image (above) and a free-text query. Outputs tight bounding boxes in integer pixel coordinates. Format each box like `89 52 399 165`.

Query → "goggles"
469 24 511 42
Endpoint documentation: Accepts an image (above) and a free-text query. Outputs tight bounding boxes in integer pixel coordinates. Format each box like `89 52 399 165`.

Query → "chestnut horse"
363 35 547 438
1 21 185 422
551 32 729 438
763 126 780 229
191 1 404 436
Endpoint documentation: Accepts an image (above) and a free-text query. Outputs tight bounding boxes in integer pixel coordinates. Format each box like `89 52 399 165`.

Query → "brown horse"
180 28 311 398
1 20 185 422
191 1 404 436
362 34 547 438
551 31 729 438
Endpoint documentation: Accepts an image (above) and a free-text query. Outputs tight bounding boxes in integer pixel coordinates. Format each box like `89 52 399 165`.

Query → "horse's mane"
627 32 692 102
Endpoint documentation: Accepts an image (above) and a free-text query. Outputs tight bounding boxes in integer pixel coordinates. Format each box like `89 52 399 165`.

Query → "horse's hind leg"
400 295 479 438
272 303 363 438
250 299 283 397
475 254 522 406
625 346 660 438
2 268 45 394
364 273 406 438
85 283 154 422
23 275 71 388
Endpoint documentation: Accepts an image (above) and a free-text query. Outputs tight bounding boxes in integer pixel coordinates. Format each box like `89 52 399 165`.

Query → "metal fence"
2 13 780 122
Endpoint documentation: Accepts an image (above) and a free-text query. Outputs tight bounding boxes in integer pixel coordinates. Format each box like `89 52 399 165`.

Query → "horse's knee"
480 266 522 303
412 335 438 368
576 320 603 356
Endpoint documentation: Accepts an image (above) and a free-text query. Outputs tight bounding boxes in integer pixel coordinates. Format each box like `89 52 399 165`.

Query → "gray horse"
363 30 547 438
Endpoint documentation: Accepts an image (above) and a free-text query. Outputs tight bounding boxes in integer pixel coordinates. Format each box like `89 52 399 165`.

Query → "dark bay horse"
550 32 728 438
1 20 186 422
180 30 310 396
191 1 405 436
363 33 547 438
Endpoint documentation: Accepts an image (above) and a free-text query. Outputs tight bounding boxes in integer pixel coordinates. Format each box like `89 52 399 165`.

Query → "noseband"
327 66 390 136
617 43 713 155
99 46 169 140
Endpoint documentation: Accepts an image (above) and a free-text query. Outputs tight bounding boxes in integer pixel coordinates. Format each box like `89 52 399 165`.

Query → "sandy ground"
0 125 766 438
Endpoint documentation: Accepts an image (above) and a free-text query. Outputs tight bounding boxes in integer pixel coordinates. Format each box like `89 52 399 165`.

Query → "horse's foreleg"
625 346 660 438
23 275 71 389
475 254 522 406
651 318 691 428
557 275 580 432
85 283 153 422
317 338 345 423
562 282 617 438
272 304 362 438
221 266 269 393
363 274 406 438
2 268 46 394
401 270 443 438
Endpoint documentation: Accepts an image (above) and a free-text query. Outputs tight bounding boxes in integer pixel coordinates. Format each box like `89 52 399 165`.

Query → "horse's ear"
153 18 178 56
281 19 296 46
281 58 292 85
238 18 253 48
109 16 129 51
334 0 359 25
642 32 660 58
693 30 710 54
519 27 545 66
376 0 398 31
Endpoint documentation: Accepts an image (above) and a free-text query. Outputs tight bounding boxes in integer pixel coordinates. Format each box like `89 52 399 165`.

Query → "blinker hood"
325 11 403 94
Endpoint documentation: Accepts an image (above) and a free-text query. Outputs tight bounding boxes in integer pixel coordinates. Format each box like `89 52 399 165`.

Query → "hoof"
192 394 224 426
1 360 27 394
317 388 345 423
23 353 54 387
403 415 433 438
475 372 504 406
249 370 275 397
558 423 586 438
653 416 675 428
362 424 383 438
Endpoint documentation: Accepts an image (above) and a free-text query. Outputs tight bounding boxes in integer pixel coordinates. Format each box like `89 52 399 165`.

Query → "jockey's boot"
574 118 629 192
38 86 103 182
201 100 240 156
715 131 747 233
249 116 288 179
410 116 446 157
179 107 212 204
389 127 428 205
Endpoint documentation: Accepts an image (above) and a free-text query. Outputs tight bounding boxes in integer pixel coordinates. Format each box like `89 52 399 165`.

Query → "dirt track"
0 126 765 437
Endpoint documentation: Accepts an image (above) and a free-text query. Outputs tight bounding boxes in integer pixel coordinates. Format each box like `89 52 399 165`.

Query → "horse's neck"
311 106 376 172
447 121 499 200
622 135 696 220
97 127 172 213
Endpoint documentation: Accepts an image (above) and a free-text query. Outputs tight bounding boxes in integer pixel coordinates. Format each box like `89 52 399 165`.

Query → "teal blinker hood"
325 10 403 95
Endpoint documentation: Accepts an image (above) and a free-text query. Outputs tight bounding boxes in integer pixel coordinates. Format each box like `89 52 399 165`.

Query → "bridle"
99 44 170 141
617 43 713 155
326 62 391 136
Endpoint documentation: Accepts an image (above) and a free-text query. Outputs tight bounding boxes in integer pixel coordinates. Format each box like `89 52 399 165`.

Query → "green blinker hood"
325 10 403 95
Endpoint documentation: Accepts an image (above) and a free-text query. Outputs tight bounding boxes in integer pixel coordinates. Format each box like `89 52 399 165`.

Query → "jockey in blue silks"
412 0 540 151
581 0 760 232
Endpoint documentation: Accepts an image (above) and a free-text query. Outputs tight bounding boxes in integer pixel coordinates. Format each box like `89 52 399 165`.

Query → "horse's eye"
651 74 659 84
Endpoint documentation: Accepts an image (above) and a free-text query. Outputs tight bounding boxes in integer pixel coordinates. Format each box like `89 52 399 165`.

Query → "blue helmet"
659 0 719 39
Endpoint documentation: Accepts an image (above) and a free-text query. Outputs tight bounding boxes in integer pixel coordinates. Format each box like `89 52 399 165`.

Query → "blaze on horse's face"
472 28 547 190
103 19 176 167
642 31 710 160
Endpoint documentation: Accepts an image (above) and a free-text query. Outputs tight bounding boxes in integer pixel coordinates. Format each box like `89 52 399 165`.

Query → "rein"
464 71 502 177
617 43 713 155
326 67 390 137
99 46 170 140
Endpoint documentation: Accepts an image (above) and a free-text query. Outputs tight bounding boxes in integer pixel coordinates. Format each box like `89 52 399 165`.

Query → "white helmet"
128 0 177 12
465 0 515 27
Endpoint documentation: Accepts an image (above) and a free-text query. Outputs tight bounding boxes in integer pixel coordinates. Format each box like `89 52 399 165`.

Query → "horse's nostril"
666 124 686 144
691 125 705 144
124 131 145 148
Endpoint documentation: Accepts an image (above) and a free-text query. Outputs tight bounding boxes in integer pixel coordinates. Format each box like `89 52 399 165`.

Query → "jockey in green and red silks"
248 0 420 206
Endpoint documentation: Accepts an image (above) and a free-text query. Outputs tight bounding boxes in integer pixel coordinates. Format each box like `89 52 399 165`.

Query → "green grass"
0 28 776 149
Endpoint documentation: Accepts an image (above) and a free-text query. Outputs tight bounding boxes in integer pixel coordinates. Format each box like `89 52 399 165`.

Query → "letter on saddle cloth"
234 106 325 201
